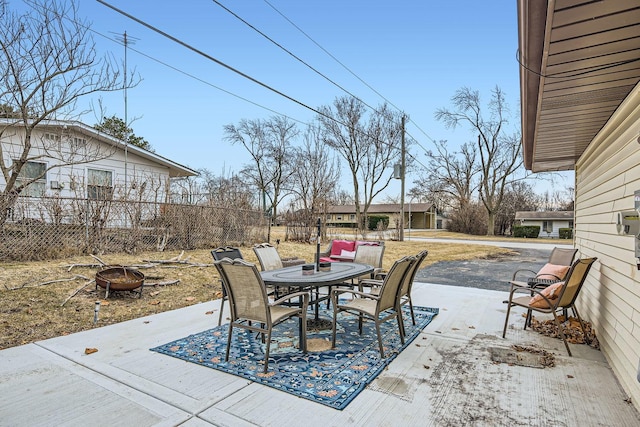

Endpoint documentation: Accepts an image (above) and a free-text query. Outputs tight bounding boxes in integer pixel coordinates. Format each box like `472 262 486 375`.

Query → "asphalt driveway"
415 247 552 291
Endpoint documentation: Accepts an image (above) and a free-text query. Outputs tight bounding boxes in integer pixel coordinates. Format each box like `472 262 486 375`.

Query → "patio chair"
331 255 415 358
360 250 429 335
512 247 578 285
353 244 386 280
321 243 387 309
213 258 309 373
502 257 597 356
510 247 578 326
211 246 244 326
252 243 305 271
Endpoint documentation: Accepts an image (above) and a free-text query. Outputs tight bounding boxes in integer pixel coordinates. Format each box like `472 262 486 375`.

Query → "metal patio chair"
331 255 415 358
213 258 309 373
211 246 244 326
502 257 597 356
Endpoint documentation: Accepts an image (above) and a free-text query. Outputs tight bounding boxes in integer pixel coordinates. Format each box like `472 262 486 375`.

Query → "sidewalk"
1 281 638 426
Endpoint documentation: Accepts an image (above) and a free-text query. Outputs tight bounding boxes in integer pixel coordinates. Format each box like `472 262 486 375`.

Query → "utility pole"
399 115 406 241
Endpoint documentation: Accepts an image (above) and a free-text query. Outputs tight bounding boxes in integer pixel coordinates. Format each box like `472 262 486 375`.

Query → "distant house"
0 119 197 223
515 211 574 238
327 203 437 229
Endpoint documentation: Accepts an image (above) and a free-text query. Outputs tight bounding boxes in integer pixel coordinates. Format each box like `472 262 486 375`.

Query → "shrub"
559 228 573 239
446 203 488 235
368 215 389 231
513 225 540 238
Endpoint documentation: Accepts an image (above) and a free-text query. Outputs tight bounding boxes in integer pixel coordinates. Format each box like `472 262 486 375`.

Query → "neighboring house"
327 203 437 229
519 2 640 409
0 119 197 223
515 211 574 238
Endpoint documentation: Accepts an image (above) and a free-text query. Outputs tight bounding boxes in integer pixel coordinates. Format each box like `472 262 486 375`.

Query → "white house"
0 119 197 223
515 211 574 238
519 1 640 409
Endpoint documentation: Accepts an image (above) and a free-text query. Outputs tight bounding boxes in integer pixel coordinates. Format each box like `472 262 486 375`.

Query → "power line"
262 0 438 145
96 0 329 121
516 48 640 79
211 0 437 162
210 0 382 115
23 0 432 173
96 0 423 165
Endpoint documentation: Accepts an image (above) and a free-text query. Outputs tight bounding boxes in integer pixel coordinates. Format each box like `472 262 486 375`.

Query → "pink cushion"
319 256 335 263
529 282 564 308
330 240 356 256
536 263 570 281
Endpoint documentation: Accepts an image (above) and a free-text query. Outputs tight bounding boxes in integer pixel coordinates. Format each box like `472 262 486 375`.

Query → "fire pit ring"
95 266 145 298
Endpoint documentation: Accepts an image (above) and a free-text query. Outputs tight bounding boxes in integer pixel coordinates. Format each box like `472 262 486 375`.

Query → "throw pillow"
529 282 565 308
536 263 570 280
340 249 356 258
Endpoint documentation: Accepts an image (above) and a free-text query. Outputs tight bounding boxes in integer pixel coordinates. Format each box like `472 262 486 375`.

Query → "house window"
87 169 113 200
16 161 46 197
70 137 87 152
336 215 343 220
542 220 553 233
569 220 574 228
44 133 60 142
326 214 332 220
349 214 355 220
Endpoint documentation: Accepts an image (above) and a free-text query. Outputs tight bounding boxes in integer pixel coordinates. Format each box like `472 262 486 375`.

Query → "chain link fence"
0 195 269 261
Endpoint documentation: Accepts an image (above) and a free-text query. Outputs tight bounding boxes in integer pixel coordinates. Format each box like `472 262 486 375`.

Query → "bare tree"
286 123 340 241
538 186 575 211
264 115 298 223
195 168 256 210
0 0 134 227
415 139 479 210
494 181 539 235
224 116 297 233
435 86 523 235
317 96 402 236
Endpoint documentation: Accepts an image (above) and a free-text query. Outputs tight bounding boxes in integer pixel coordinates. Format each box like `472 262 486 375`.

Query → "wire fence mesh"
0 195 269 261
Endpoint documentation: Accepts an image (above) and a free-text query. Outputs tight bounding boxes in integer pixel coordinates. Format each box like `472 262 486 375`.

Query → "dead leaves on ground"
530 316 600 350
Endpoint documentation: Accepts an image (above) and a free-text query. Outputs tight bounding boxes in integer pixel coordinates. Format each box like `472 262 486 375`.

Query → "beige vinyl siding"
574 82 640 405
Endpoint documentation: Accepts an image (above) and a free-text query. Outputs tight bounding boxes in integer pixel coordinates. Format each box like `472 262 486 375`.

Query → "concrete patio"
1 280 639 426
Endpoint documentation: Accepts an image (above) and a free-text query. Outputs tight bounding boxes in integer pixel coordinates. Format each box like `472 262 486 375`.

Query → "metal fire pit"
95 266 144 298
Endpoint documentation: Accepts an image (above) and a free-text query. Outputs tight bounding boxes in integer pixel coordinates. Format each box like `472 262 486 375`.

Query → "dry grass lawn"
0 228 516 350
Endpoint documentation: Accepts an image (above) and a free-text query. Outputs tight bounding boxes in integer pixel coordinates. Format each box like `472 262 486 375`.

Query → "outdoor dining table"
261 262 374 329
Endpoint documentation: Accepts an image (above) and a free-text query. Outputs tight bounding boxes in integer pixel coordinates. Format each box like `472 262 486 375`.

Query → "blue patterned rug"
151 304 438 410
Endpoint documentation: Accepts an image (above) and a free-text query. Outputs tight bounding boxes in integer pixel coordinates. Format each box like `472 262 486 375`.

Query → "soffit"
519 0 640 172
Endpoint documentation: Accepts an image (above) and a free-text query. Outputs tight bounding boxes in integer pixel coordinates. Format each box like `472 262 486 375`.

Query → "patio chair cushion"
330 240 356 256
536 263 570 281
529 282 564 308
340 249 356 258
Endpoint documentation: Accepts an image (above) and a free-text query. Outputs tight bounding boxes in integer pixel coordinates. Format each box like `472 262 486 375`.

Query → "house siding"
1 125 177 201
574 82 640 406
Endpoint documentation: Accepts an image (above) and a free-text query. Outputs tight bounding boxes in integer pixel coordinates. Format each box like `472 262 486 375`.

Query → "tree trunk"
486 212 496 236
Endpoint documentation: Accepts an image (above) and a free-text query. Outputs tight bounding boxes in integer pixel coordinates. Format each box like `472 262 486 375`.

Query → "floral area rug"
151 305 438 410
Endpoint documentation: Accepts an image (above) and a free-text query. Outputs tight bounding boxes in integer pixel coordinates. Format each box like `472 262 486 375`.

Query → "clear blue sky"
17 0 573 198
